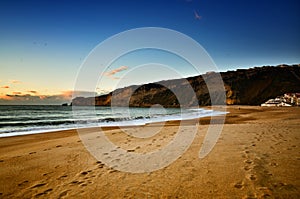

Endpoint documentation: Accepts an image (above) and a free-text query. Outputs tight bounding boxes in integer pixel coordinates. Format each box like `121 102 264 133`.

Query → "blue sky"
0 0 299 104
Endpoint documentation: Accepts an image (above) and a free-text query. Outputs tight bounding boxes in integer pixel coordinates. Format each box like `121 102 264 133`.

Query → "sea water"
0 105 226 137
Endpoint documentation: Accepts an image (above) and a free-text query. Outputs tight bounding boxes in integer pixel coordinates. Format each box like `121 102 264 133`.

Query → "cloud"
0 90 97 105
0 95 11 100
27 90 38 94
96 88 112 95
12 92 22 95
104 66 128 79
194 10 202 20
1 86 10 89
6 94 30 98
10 80 22 84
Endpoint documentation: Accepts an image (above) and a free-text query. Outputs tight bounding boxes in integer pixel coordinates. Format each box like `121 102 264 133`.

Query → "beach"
0 106 299 198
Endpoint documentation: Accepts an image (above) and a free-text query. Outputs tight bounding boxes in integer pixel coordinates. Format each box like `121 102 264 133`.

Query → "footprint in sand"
244 166 251 171
44 148 52 151
35 188 53 197
262 170 273 176
80 170 92 176
246 174 257 181
258 187 272 197
108 169 118 174
274 183 297 191
242 154 247 158
244 159 253 164
112 158 120 163
234 181 244 189
31 183 47 189
70 180 84 185
18 180 29 186
269 162 278 167
243 193 257 199
80 171 88 175
96 161 105 168
58 190 69 198
57 175 68 180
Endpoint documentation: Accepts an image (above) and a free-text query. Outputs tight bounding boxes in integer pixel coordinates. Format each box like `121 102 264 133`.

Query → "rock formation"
72 65 300 107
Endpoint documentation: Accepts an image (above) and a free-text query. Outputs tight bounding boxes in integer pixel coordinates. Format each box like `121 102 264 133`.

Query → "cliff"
72 65 300 107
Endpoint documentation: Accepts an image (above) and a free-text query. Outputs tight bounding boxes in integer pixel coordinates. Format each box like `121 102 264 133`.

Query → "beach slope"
0 106 299 198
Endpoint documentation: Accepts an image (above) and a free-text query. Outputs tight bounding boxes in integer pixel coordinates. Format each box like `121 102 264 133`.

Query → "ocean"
0 105 226 137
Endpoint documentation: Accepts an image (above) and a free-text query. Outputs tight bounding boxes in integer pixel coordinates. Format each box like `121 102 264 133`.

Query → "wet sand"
0 106 299 198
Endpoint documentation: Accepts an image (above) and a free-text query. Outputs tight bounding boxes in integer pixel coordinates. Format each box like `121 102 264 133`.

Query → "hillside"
72 65 300 107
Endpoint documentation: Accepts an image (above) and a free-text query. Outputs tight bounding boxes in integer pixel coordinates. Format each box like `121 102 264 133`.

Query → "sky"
0 0 299 104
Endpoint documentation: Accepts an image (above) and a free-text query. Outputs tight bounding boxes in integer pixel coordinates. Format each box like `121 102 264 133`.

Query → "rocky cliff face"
72 65 300 106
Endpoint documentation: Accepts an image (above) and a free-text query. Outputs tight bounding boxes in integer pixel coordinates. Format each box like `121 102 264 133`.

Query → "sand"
0 106 299 198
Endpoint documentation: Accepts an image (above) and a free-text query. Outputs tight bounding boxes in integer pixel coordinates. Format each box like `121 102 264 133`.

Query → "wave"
0 108 227 137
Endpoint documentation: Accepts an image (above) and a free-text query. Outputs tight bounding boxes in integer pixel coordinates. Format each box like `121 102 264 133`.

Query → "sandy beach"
0 106 299 198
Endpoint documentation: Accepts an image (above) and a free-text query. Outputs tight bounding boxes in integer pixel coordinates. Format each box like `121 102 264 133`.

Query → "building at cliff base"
261 93 300 107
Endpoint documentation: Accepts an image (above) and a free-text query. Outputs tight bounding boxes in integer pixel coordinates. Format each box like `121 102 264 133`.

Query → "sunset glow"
0 0 299 104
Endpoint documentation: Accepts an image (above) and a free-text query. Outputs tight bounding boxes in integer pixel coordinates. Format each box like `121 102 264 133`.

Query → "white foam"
0 108 227 138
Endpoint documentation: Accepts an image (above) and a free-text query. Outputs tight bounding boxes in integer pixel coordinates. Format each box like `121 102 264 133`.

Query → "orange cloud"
6 94 30 97
0 95 13 100
0 90 97 105
12 92 22 95
104 66 128 79
1 86 10 89
10 80 22 84
27 90 38 94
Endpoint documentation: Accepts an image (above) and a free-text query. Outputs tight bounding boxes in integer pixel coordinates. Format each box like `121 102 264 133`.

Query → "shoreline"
0 106 228 138
0 106 299 198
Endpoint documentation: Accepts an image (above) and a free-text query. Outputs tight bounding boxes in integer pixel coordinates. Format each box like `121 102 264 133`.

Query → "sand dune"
0 106 299 198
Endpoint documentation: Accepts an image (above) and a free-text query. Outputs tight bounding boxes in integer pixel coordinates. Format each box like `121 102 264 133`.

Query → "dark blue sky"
0 0 299 104
1 0 299 69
